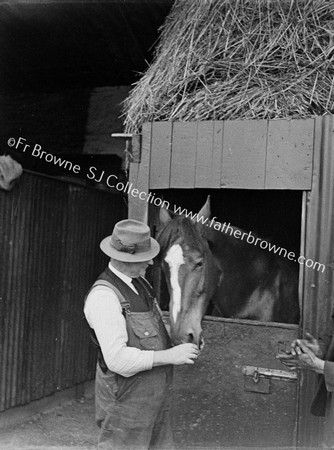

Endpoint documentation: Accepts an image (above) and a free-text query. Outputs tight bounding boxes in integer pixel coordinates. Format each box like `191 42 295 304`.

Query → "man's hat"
100 219 160 262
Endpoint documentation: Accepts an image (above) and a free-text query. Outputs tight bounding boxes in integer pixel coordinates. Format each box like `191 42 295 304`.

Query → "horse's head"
156 197 221 349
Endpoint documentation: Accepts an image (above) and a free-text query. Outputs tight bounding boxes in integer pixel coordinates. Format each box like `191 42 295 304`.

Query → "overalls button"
144 331 149 336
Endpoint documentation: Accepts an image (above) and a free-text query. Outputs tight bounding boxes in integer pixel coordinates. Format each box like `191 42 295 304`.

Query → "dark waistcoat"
85 267 171 372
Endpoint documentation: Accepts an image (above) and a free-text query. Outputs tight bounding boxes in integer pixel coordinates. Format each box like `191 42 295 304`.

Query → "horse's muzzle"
186 330 205 350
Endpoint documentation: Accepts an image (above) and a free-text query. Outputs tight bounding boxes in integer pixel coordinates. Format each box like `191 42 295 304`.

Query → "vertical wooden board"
170 122 197 188
212 121 224 187
195 121 222 188
265 118 314 189
221 119 267 189
195 121 213 188
149 122 172 189
298 115 334 447
128 122 151 223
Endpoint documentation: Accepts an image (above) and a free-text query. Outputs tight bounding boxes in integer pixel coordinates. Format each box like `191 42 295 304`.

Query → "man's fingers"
294 342 303 355
305 332 316 343
279 359 298 366
276 353 295 359
276 355 298 365
291 340 303 354
297 341 312 354
291 340 298 353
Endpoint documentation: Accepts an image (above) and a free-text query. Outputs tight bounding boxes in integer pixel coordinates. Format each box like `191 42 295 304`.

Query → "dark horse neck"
204 221 299 323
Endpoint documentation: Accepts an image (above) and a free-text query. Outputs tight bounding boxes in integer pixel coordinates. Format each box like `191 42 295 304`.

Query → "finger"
182 344 195 351
282 360 299 367
291 340 300 352
277 359 297 365
187 344 198 350
276 355 292 360
294 343 303 355
189 349 199 356
276 353 296 360
305 332 316 343
186 359 195 365
277 356 299 363
277 359 298 367
281 362 298 370
280 363 296 370
298 342 312 354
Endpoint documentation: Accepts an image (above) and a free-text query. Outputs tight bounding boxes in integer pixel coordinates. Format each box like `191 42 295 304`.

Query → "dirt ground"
0 396 322 450
0 397 97 450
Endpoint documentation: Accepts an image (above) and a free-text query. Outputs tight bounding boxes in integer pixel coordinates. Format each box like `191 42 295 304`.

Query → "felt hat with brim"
100 219 160 262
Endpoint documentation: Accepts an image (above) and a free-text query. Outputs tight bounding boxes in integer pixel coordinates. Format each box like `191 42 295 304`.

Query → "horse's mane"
157 215 208 257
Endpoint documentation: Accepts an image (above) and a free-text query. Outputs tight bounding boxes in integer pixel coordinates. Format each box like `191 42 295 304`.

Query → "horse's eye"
196 261 203 268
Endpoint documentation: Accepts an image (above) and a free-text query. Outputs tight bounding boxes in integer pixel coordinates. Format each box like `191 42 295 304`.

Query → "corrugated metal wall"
0 172 126 412
298 115 334 447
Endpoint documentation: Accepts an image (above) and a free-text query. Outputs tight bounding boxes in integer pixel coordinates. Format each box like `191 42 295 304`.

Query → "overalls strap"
92 279 131 315
136 277 165 318
85 279 131 373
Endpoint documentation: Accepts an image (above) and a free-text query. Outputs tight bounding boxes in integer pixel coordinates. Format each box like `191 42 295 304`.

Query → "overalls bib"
87 268 174 450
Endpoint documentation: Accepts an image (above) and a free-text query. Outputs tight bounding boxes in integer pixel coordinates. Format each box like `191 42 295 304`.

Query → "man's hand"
290 332 322 358
277 341 325 374
153 343 199 367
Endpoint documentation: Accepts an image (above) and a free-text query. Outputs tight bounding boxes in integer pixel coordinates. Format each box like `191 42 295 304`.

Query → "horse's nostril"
186 332 203 347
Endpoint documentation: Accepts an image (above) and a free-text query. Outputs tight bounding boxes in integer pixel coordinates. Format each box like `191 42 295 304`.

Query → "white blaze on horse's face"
164 244 185 323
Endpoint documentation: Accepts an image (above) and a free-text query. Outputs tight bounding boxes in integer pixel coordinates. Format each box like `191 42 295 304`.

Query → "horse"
156 196 300 348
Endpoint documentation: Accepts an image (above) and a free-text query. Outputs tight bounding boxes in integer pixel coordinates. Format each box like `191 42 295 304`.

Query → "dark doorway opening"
150 188 302 322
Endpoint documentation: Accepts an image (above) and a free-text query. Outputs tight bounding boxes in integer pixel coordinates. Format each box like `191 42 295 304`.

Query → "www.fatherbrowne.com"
173 205 325 273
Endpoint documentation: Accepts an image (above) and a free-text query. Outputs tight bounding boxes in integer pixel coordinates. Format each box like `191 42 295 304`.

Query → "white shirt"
84 262 154 377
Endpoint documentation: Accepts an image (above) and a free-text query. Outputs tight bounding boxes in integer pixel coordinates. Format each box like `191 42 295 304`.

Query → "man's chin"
132 269 147 278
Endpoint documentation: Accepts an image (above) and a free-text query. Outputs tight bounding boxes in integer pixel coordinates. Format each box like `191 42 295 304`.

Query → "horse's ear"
197 195 211 221
159 206 172 226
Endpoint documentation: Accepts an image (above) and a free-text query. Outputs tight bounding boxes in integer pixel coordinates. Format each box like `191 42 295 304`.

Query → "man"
84 219 199 450
277 321 334 448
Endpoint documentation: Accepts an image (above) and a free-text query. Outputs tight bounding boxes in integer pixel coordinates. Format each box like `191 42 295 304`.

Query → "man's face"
121 259 153 278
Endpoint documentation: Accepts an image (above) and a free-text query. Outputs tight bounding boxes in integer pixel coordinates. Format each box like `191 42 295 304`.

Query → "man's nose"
148 259 153 265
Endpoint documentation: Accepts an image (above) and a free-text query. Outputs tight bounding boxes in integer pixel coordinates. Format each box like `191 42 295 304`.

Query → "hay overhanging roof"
123 0 334 133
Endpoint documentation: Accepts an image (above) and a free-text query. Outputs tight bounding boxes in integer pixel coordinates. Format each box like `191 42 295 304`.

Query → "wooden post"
128 122 152 223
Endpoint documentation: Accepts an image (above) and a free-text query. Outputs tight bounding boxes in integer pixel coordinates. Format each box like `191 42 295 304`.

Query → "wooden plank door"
171 317 299 449
127 118 319 447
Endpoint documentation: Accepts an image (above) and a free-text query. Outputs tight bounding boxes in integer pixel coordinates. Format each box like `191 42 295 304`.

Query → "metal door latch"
242 365 297 381
242 365 297 394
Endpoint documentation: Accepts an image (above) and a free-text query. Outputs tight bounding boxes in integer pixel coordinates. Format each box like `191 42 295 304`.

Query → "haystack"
123 0 334 134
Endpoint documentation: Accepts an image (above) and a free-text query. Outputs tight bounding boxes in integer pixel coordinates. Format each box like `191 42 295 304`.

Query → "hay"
123 0 334 133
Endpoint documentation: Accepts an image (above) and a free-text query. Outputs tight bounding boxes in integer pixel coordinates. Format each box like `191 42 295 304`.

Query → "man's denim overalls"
86 268 174 450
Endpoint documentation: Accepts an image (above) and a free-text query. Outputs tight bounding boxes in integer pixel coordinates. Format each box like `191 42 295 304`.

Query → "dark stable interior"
150 188 302 320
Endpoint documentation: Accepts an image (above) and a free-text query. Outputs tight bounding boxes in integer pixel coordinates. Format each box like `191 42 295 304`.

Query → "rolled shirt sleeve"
84 286 154 377
324 361 334 392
